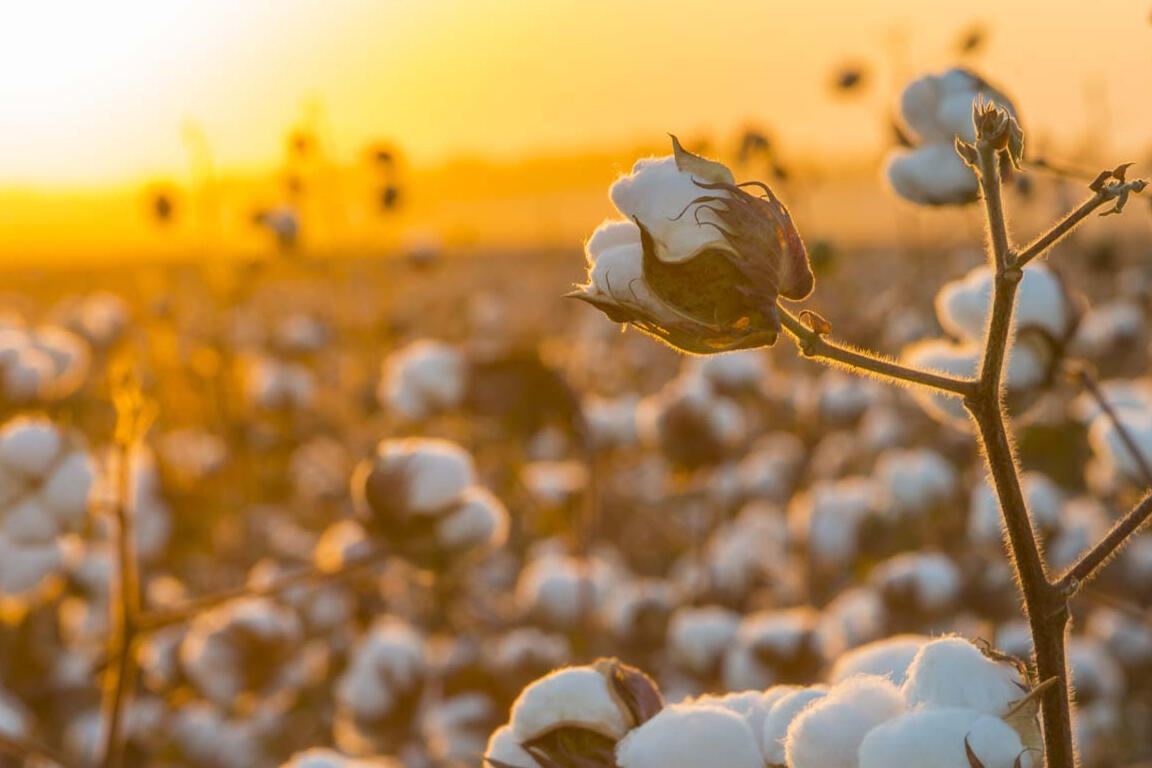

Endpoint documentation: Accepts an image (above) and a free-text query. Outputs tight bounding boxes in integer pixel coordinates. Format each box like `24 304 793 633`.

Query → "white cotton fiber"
829 634 931 685
902 636 1024 715
510 666 628 742
615 703 763 768
859 707 1030 768
784 675 906 768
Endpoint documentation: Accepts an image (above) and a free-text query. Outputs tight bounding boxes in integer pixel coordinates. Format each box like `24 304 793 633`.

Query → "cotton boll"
761 687 828 766
886 145 979 206
39 450 95 529
378 340 466 422
1074 700 1123 768
422 692 498 764
858 707 1030 768
485 724 536 768
515 553 614 628
637 375 746 469
0 688 31 740
435 486 509 552
737 433 806 501
615 703 763 768
0 418 62 478
245 356 316 411
1071 301 1143 358
700 503 789 600
489 628 572 684
1086 608 1152 669
723 608 827 690
829 634 930 685
510 666 631 742
521 461 588 508
807 371 881 426
820 587 888 657
936 266 1072 344
689 690 775 755
1087 407 1152 486
0 534 68 602
667 606 741 677
683 350 770 396
354 437 475 527
902 636 1026 715
599 578 676 647
788 477 875 567
873 448 957 517
1068 638 1125 705
1047 497 1111 571
274 314 330 356
279 747 395 768
335 617 425 732
609 155 733 265
784 675 906 768
870 552 962 618
583 394 640 450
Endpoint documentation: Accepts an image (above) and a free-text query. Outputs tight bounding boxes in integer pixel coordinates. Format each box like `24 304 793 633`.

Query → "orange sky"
1 0 1151 259
2 0 1150 186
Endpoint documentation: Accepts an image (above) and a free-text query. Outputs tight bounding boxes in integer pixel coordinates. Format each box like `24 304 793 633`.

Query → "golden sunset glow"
2 0 1152 256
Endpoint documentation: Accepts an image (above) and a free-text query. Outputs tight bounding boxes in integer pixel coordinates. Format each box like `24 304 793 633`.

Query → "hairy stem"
1060 492 1152 590
969 140 1074 768
778 308 976 397
1014 191 1107 268
100 443 142 768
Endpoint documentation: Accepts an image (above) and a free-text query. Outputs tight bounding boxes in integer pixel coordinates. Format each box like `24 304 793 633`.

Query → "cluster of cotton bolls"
0 318 91 405
486 636 1042 768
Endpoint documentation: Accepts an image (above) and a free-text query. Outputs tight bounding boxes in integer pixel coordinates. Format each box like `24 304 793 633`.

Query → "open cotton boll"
273 314 329 356
683 350 770 396
667 606 741 676
377 340 466 422
357 438 475 519
1086 607 1152 669
737 433 806 501
515 553 615 628
724 608 826 690
0 687 31 740
936 265 1072 344
598 578 675 644
809 371 881 426
510 666 632 742
858 707 1030 768
886 145 979 206
1074 700 1122 768
244 356 316 411
968 471 1064 545
689 690 775 754
785 675 905 768
1068 637 1125 705
788 477 875 567
485 724 536 768
279 747 394 768
1071 301 1143 356
820 587 888 656
1046 497 1111 571
521 461 588 508
829 634 930 685
870 552 962 616
609 155 733 265
761 687 828 765
901 340 978 426
637 375 746 468
701 503 789 599
0 418 63 478
1087 408 1152 486
873 448 957 516
583 394 640 450
1073 378 1152 423
435 486 509 552
615 703 763 768
582 235 675 324
336 617 425 724
902 636 1025 715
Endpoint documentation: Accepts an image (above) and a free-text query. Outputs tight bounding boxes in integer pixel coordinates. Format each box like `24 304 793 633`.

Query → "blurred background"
3 0 1152 262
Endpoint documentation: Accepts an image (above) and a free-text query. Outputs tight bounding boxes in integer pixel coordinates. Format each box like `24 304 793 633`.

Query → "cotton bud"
858 708 1031 768
829 634 930 685
667 605 741 677
886 68 1017 206
571 136 811 354
179 597 306 713
901 636 1027 717
785 675 906 768
378 339 466 422
761 687 829 765
615 703 762 768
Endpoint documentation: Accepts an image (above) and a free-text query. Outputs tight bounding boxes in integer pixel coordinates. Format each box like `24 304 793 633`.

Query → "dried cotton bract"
571 137 812 354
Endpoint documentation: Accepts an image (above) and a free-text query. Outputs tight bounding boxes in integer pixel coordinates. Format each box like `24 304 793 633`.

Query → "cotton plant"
566 94 1150 767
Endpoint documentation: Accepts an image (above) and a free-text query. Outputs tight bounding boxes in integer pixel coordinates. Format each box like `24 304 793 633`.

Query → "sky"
2 0 1151 187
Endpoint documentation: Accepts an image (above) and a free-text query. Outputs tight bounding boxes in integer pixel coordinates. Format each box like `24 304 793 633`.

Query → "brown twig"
778 307 976 397
1060 492 1152 591
1014 190 1107 268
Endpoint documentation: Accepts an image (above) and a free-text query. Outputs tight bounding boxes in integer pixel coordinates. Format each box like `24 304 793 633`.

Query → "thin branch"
0 732 76 768
1060 492 1152 590
1077 368 1152 487
778 307 976 397
138 544 391 633
1014 190 1107 268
